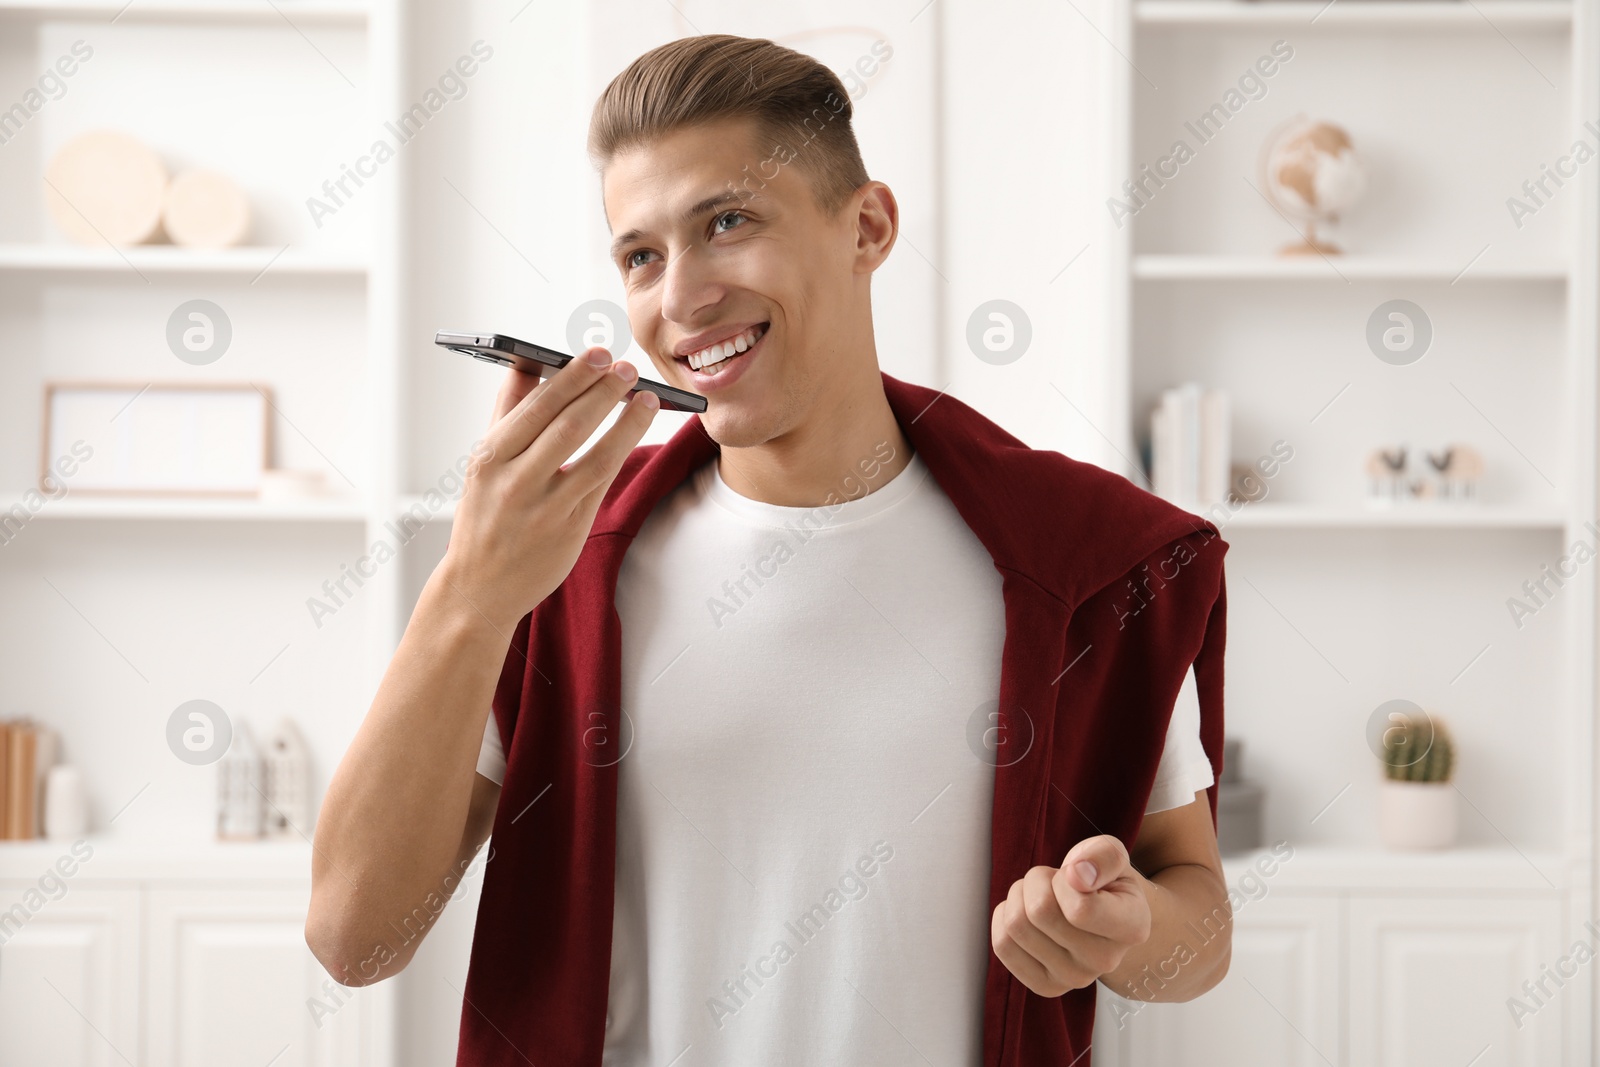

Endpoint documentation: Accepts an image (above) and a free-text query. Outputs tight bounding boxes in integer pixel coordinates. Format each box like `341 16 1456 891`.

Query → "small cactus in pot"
1382 713 1453 783
1377 709 1457 849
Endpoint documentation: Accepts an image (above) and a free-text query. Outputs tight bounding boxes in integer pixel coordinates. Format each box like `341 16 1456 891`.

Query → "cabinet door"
0 885 140 1067
1105 893 1340 1067
146 884 389 1067
1349 894 1562 1067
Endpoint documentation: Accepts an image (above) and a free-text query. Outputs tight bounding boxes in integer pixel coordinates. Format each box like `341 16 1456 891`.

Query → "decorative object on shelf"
1150 382 1230 510
1216 735 1264 856
1377 709 1457 850
162 169 250 249
1365 445 1413 502
42 129 255 251
42 765 89 841
263 717 311 838
0 717 58 840
216 719 264 841
1364 442 1483 504
42 381 271 496
43 129 167 247
1426 443 1483 501
1260 115 1367 256
259 468 330 502
1228 463 1268 505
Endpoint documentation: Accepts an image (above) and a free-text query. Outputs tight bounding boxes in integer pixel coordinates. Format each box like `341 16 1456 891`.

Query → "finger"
1061 835 1132 894
1020 866 1124 975
1052 867 1150 942
488 363 545 433
510 357 642 479
560 388 659 506
992 894 1062 997
482 347 618 464
992 883 1094 998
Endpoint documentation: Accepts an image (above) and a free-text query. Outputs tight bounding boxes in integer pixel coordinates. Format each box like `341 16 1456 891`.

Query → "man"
307 33 1232 1067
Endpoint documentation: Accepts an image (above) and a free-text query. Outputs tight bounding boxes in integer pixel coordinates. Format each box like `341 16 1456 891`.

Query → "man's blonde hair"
588 34 870 218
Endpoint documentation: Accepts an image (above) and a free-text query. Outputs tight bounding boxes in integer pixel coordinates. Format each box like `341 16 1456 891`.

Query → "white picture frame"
41 381 272 496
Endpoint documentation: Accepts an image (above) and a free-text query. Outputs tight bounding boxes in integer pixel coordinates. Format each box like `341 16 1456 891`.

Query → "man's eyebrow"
608 190 758 261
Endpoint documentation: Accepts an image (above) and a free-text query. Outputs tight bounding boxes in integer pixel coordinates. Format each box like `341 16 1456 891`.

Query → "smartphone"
435 330 707 414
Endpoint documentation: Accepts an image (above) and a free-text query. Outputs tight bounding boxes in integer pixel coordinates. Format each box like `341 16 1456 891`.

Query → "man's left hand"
990 834 1153 997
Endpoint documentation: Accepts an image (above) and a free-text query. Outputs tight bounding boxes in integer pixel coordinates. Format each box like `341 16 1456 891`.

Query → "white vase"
43 765 89 840
1378 778 1457 850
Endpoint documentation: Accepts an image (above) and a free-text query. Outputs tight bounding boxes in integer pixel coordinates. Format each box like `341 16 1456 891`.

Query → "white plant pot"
1378 778 1457 850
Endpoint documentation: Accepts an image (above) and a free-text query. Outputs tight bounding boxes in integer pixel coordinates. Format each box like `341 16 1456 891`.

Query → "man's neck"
715 372 914 508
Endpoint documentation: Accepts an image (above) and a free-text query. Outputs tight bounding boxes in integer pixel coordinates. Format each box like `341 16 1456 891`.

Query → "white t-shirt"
475 448 1213 1066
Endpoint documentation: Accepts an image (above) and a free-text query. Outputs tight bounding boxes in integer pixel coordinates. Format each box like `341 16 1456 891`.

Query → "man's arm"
991 788 1232 1002
1099 788 1231 1001
305 348 656 986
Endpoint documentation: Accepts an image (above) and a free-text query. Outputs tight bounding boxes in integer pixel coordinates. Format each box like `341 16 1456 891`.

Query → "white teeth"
686 325 764 371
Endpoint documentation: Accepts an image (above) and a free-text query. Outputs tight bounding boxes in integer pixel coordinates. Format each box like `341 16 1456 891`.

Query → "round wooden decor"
44 129 167 247
163 169 250 249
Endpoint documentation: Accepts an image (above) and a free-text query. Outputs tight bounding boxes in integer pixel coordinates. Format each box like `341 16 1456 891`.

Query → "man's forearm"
1100 862 1232 1002
307 566 507 976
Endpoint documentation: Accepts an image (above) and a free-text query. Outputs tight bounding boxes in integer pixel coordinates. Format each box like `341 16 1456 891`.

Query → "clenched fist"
991 834 1152 997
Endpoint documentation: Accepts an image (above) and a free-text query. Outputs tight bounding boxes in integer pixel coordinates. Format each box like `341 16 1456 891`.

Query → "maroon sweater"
458 370 1229 1065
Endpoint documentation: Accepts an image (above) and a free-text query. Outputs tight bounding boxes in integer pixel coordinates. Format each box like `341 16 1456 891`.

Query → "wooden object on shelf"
0 723 9 839
43 129 168 247
4 721 36 839
162 169 250 249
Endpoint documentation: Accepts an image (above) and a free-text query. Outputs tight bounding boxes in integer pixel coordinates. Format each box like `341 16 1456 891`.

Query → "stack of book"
0 719 58 840
1150 383 1230 511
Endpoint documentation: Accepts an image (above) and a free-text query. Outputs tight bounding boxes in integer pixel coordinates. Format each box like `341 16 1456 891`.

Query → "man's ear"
853 181 898 272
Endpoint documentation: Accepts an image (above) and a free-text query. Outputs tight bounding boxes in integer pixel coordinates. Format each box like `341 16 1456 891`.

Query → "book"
1199 387 1231 508
7 721 35 840
0 722 9 840
1150 383 1231 511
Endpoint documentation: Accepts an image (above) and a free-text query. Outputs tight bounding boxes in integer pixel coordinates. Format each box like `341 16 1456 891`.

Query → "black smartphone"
435 330 707 414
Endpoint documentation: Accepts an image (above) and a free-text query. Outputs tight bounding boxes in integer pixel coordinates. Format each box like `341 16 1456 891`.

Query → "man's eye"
625 249 655 270
713 210 747 233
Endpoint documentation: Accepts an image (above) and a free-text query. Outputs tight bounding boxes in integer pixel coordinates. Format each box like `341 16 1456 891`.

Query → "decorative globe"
1261 116 1367 255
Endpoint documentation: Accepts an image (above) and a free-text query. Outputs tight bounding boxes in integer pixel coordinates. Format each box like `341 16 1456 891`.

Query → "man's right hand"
437 346 659 633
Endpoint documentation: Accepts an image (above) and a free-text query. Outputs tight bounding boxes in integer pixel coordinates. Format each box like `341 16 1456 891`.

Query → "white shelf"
1136 0 1573 27
1133 254 1567 281
0 0 368 23
1215 502 1570 529
0 492 368 521
0 837 315 882
395 494 459 523
1221 843 1568 892
0 244 368 277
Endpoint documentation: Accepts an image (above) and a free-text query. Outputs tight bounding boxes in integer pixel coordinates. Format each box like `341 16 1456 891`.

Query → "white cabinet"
146 886 381 1067
1099 894 1340 1067
1349 895 1562 1067
1097 880 1564 1067
0 842 393 1067
0 887 140 1067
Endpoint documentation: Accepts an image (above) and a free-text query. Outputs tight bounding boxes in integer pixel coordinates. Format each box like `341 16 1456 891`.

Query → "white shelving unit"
0 0 403 1062
1133 253 1568 281
0 243 369 275
1134 0 1576 26
1099 1 1598 1064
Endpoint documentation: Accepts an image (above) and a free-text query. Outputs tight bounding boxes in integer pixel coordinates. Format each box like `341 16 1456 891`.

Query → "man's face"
602 117 865 448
